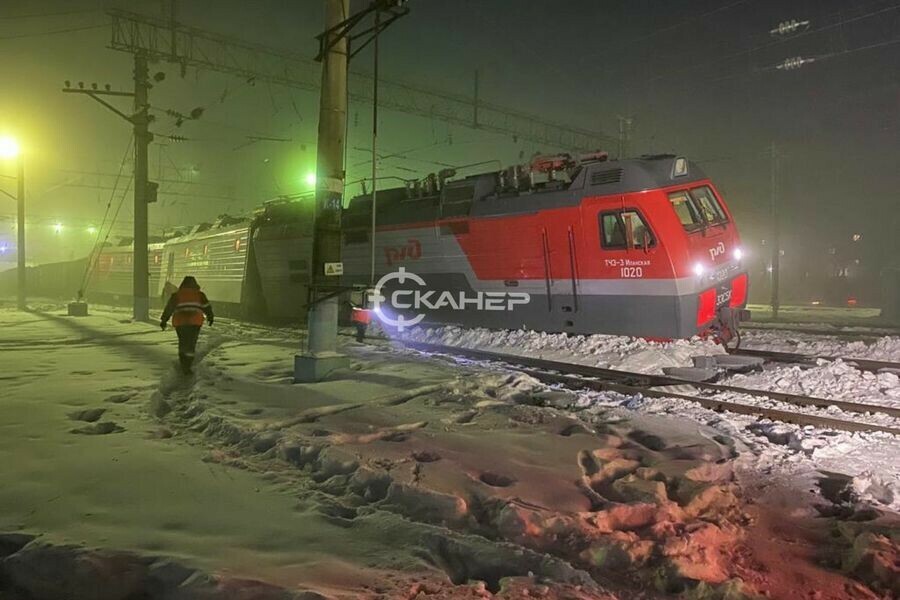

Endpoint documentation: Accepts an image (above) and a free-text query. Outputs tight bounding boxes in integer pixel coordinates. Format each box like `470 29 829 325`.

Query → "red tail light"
697 288 717 327
729 273 748 307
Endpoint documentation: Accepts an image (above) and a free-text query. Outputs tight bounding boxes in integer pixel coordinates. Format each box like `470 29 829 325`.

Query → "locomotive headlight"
693 262 706 277
733 247 743 261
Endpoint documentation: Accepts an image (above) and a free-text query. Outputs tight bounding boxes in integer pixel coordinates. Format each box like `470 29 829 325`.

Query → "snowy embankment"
724 360 900 410
400 325 725 374
397 325 900 512
740 328 900 362
575 388 900 512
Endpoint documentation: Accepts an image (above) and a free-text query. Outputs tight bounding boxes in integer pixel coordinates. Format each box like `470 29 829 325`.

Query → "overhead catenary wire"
78 135 134 297
640 1 900 86
0 8 101 20
0 23 107 40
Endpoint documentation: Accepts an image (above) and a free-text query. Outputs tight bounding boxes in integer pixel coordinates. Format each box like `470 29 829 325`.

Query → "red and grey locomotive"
77 153 748 341
342 153 748 340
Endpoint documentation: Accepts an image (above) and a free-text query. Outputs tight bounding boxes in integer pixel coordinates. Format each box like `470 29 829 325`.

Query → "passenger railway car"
342 154 749 340
87 240 164 302
156 216 251 306
88 205 313 319
80 153 748 340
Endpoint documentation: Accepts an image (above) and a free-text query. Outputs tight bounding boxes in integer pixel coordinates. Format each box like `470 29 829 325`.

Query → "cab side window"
600 210 655 250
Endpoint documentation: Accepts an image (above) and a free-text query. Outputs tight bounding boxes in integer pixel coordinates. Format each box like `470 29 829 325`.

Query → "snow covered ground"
2 302 897 598
740 327 900 362
395 324 900 512
399 324 727 375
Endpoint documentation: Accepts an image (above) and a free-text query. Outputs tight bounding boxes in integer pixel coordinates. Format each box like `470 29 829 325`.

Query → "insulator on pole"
775 56 814 71
770 19 810 36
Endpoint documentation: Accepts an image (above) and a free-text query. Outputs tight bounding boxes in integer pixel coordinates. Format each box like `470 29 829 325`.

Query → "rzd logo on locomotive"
384 239 422 266
708 242 726 261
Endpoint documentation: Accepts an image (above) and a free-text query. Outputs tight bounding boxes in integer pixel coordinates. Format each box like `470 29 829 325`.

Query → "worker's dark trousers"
174 325 202 373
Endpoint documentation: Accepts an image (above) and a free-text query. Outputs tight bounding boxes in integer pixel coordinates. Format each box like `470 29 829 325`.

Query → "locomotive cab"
663 180 749 341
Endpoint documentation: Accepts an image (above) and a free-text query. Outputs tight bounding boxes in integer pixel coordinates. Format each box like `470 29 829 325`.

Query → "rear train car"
89 240 164 304
155 216 251 314
342 154 749 340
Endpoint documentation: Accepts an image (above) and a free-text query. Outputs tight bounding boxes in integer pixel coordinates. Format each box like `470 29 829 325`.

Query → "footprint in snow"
71 422 124 435
68 408 106 423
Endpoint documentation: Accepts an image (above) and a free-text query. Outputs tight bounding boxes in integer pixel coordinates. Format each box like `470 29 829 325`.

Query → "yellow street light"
0 136 20 159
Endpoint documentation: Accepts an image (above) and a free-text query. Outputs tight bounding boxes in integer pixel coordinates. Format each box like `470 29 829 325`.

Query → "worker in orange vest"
350 304 372 342
160 276 214 374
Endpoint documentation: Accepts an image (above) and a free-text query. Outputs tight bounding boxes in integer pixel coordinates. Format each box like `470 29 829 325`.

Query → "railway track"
742 322 900 340
398 340 900 436
211 316 900 435
730 347 900 374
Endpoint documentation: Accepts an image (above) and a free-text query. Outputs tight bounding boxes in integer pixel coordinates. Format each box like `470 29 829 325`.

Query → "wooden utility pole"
133 53 152 321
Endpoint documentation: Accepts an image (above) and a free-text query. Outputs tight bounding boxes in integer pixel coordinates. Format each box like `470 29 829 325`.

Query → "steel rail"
730 347 900 375
398 340 900 433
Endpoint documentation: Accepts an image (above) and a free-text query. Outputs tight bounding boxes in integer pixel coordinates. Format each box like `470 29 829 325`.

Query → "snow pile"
574 388 900 512
741 329 900 362
400 325 725 374
724 360 900 410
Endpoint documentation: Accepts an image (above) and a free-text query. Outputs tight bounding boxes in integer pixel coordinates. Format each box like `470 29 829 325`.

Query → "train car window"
690 186 728 224
600 210 655 250
668 191 704 231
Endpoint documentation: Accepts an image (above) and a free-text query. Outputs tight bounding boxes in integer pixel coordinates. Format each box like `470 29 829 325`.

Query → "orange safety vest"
172 288 209 327
351 307 372 325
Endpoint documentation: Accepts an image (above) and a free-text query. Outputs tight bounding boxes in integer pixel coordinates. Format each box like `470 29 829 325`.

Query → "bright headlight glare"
733 247 743 261
693 263 705 276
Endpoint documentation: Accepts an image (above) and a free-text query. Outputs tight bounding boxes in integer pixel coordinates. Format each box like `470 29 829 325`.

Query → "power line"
0 23 106 40
624 1 900 88
623 0 753 46
814 34 900 63
0 8 100 20
107 9 614 150
80 135 133 295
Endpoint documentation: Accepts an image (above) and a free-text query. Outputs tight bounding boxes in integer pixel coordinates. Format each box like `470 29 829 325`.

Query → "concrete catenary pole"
16 154 25 310
132 52 151 322
296 0 350 381
370 7 380 285
769 141 780 320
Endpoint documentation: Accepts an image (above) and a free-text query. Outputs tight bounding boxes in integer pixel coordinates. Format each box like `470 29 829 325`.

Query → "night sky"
1 0 898 295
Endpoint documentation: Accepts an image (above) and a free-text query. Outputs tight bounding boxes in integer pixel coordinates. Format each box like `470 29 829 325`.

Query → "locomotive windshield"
691 186 728 224
668 186 728 231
